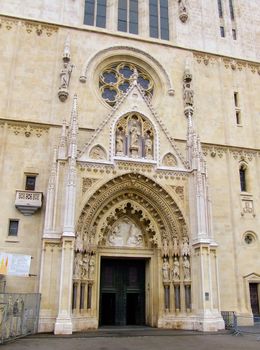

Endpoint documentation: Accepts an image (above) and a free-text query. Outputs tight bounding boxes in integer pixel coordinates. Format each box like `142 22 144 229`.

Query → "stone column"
54 238 74 334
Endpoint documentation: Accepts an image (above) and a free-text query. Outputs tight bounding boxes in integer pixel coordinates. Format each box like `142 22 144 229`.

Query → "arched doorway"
72 173 190 330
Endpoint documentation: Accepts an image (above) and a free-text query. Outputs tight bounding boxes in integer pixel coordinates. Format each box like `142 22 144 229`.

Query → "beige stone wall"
0 1 259 323
0 0 259 60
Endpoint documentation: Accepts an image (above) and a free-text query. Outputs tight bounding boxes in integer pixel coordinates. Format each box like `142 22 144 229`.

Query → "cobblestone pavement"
3 328 260 350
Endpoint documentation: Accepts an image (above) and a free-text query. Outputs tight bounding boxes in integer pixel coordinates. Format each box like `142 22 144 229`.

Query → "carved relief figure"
172 237 179 256
181 236 190 256
162 238 169 257
116 131 124 154
81 254 90 279
90 146 106 160
89 255 95 280
163 153 177 167
130 120 140 155
108 225 124 246
75 233 83 252
59 62 73 89
145 134 153 159
183 256 190 280
74 253 82 279
183 83 194 107
126 223 143 247
172 257 180 280
162 258 170 281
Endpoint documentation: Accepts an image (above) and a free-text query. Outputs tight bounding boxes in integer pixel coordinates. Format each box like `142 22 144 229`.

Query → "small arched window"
239 164 247 192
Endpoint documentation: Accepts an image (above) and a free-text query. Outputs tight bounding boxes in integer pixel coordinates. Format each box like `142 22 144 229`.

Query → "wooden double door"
99 258 146 326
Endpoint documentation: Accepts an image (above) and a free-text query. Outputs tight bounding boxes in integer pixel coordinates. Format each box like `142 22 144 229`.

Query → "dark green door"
99 258 145 326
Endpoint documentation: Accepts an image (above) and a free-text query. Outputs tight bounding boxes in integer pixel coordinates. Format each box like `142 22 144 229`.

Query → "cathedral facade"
0 0 259 334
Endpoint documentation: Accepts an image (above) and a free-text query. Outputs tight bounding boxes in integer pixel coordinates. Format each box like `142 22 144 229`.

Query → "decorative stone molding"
193 53 216 66
202 146 226 158
7 123 49 137
22 21 58 36
193 51 260 75
0 17 18 30
231 149 257 162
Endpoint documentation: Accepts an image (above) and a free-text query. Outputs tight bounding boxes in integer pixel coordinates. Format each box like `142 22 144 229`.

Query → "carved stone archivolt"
75 173 188 254
115 113 154 159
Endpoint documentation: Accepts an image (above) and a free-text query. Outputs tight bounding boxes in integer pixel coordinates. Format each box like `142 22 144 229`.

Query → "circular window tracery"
99 62 154 106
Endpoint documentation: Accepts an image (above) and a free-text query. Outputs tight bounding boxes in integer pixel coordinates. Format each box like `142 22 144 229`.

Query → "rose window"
100 63 154 106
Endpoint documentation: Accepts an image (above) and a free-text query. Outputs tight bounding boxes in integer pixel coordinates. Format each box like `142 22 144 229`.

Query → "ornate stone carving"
162 258 170 282
183 256 191 280
162 238 170 257
22 21 58 36
77 174 188 256
178 0 189 23
7 123 49 137
162 153 177 167
107 218 144 248
172 257 180 280
181 236 190 256
115 113 154 160
172 237 180 257
183 61 194 108
89 145 107 160
231 149 256 162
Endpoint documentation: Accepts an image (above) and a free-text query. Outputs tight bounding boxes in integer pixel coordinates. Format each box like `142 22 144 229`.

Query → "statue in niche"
162 238 169 257
172 237 179 256
89 255 95 280
116 131 124 155
162 258 170 281
183 256 190 280
144 134 153 159
130 120 140 156
181 236 190 256
172 257 180 280
126 223 143 247
108 225 124 246
59 62 73 90
81 254 90 279
74 253 82 279
75 233 83 252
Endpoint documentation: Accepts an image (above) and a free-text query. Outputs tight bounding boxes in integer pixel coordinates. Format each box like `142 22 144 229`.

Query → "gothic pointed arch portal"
72 173 191 330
